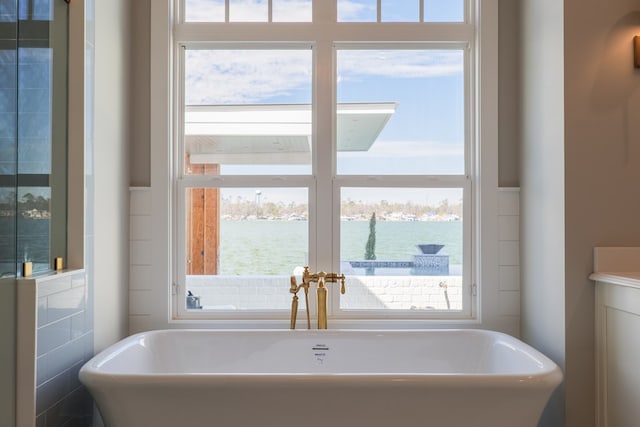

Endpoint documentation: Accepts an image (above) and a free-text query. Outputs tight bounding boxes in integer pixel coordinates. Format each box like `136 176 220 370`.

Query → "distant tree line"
341 198 462 219
220 195 462 220
0 192 50 216
19 193 49 211
220 196 308 219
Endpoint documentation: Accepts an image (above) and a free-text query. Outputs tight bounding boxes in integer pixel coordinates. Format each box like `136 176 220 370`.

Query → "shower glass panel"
0 0 67 276
0 0 18 277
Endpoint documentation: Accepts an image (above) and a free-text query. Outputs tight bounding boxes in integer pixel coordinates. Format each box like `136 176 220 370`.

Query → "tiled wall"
497 188 521 330
129 187 154 332
18 270 93 426
129 187 522 329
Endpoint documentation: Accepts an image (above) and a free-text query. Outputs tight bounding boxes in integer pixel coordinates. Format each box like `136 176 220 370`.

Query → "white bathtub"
79 329 562 427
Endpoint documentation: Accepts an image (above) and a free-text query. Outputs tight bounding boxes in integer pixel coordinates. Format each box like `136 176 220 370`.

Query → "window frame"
148 0 500 328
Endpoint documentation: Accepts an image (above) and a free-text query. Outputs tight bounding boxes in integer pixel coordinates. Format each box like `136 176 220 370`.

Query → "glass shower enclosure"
0 0 68 277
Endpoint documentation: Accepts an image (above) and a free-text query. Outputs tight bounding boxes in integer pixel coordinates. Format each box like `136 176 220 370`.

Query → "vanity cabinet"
592 247 640 427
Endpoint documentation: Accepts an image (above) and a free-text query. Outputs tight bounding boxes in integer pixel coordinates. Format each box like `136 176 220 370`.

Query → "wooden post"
185 154 220 275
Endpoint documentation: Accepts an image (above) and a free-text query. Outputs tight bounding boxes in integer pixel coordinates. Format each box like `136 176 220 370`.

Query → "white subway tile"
129 290 153 316
129 315 155 334
130 265 153 290
130 241 153 266
37 297 47 328
498 215 519 241
498 290 521 316
130 188 152 215
497 189 520 215
38 276 72 297
499 266 520 291
37 318 72 356
130 214 152 241
498 241 520 266
70 273 86 288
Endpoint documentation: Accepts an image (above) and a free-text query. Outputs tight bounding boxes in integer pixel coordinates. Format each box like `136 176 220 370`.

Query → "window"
172 0 481 322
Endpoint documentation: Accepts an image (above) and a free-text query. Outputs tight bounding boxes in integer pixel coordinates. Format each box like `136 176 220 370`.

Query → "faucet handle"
290 276 299 294
323 272 346 294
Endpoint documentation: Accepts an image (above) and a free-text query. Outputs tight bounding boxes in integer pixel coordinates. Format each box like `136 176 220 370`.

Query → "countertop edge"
590 272 640 289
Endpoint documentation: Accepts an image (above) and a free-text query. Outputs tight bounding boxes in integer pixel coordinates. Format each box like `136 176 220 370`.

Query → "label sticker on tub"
312 344 330 364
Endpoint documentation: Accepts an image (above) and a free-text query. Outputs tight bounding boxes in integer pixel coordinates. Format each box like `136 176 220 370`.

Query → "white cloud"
185 0 225 22
228 0 268 22
185 0 311 22
185 50 312 104
338 50 463 80
186 48 461 105
337 0 376 22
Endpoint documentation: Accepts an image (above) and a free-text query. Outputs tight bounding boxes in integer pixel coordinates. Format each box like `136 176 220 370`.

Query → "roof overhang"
185 103 397 164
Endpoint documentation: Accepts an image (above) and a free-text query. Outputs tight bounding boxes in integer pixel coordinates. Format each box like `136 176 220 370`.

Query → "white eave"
185 102 397 164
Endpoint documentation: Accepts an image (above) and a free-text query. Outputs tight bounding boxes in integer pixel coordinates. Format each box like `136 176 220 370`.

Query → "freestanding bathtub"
79 329 562 427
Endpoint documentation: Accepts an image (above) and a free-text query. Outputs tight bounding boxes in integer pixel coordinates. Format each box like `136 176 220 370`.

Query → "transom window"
183 0 465 23
173 0 476 322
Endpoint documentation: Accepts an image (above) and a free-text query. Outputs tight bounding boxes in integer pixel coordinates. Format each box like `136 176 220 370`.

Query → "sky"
185 0 464 23
185 48 465 174
183 0 467 204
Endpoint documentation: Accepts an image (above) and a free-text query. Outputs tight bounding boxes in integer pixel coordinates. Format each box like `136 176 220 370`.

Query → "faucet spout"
317 278 327 329
290 294 299 329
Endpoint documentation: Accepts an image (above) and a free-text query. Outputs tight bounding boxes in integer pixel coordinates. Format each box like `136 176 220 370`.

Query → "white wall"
521 1 640 426
519 0 566 425
93 0 130 351
563 2 640 426
497 0 520 187
128 0 520 335
129 0 151 187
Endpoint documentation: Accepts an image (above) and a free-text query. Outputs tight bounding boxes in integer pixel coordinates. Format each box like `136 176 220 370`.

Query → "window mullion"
313 41 334 274
313 0 336 24
173 24 474 44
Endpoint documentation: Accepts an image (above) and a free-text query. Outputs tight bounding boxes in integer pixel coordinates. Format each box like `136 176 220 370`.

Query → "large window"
173 0 476 321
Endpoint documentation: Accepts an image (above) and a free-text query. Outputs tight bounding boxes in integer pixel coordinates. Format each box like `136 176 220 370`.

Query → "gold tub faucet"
289 266 346 330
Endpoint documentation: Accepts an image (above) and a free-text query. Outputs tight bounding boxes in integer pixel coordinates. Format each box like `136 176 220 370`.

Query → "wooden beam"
185 155 220 275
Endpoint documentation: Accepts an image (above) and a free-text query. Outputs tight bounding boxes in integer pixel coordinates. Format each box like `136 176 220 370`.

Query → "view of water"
219 220 462 275
0 217 50 275
0 218 463 277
